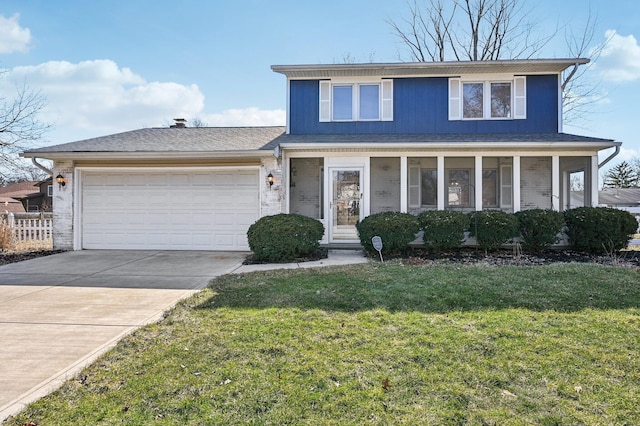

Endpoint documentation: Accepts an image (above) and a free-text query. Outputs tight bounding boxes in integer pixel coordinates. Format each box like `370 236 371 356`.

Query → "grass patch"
7 263 640 425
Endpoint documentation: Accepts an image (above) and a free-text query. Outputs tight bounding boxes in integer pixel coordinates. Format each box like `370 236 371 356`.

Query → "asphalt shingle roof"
24 127 287 154
23 126 616 156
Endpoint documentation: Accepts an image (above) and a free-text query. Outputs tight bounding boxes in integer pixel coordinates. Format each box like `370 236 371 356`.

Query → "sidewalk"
231 249 369 273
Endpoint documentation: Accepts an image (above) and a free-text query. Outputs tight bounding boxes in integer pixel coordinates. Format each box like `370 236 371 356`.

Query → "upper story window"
320 80 393 122
449 76 526 121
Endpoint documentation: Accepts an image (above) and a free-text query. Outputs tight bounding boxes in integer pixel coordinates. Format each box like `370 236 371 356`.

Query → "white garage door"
81 169 259 250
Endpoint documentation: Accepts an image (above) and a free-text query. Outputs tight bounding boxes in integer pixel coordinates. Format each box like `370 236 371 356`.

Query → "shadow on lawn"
200 263 640 314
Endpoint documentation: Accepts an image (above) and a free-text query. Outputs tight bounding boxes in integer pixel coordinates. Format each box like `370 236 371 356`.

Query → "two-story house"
22 58 620 251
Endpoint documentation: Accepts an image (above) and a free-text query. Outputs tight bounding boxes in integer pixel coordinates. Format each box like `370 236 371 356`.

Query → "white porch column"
437 155 445 210
400 156 408 213
513 155 521 212
552 155 560 211
474 156 483 211
591 155 599 206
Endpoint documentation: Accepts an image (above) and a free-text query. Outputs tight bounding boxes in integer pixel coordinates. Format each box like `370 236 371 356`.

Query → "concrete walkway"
0 249 367 422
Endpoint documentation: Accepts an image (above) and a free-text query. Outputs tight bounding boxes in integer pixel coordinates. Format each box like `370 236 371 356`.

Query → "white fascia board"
20 150 275 161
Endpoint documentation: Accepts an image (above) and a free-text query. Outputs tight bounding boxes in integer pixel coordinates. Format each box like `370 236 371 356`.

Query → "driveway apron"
0 250 245 421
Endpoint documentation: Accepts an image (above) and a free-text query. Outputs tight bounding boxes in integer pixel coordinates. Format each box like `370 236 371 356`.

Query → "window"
359 84 380 120
409 167 438 207
47 185 53 196
449 76 526 120
463 83 484 118
482 169 498 207
319 80 393 122
421 170 438 206
447 170 470 207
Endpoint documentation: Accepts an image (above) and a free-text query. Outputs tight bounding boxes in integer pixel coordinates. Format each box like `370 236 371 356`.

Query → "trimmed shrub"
515 209 564 252
468 210 519 252
247 214 324 262
418 210 469 252
356 211 420 255
564 207 638 254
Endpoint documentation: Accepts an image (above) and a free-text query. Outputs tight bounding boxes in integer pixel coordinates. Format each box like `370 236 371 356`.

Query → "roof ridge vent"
170 118 187 128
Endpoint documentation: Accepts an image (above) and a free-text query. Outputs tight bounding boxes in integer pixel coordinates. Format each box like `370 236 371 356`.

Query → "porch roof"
267 132 618 150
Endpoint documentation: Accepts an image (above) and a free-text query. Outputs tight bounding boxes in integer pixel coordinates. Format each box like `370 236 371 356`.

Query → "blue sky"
1 0 639 168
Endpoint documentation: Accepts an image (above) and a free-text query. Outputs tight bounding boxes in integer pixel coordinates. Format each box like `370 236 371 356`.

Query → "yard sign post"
372 235 383 263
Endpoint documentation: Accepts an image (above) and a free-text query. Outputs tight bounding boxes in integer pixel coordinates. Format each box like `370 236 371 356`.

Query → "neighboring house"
573 188 640 221
0 180 53 213
22 58 620 251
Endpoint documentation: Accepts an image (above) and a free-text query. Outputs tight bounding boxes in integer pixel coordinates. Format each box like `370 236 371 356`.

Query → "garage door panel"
82 169 259 250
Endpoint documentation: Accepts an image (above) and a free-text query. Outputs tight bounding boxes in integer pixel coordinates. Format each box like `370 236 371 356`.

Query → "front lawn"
7 263 640 425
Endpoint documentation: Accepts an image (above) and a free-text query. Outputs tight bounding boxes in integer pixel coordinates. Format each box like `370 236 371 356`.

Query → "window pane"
463 83 483 118
448 170 470 206
421 169 437 206
332 85 352 120
482 169 497 207
359 84 380 120
491 82 511 118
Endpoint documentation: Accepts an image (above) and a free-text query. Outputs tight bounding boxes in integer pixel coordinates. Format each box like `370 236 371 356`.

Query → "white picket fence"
3 213 53 251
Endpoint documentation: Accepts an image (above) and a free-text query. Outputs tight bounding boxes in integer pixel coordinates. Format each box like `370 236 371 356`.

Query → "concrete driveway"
0 250 246 421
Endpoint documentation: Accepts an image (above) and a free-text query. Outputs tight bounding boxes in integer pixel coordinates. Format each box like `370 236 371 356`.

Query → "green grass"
7 262 640 425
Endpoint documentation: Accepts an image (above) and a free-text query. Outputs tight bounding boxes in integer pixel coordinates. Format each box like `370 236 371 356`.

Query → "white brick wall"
260 157 284 218
52 160 74 250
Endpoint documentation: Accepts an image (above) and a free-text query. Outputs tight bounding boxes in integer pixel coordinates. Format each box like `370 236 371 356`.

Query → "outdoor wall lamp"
56 174 66 188
267 172 275 188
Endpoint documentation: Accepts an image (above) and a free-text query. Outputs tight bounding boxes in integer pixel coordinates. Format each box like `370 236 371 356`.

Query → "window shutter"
408 166 421 208
381 79 393 121
448 78 461 120
319 80 331 122
513 76 526 119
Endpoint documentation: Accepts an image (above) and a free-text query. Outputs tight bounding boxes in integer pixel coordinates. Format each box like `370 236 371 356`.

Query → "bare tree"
388 0 605 124
561 10 611 125
0 76 50 181
388 0 553 62
190 117 207 128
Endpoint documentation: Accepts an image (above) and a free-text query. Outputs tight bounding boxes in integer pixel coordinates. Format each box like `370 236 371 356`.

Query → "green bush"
515 209 565 252
564 207 638 254
418 210 469 252
468 210 519 252
356 212 420 255
247 214 324 262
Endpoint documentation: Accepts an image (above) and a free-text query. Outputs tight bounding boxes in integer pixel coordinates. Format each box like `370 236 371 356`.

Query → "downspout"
32 158 53 176
598 145 620 169
561 62 581 90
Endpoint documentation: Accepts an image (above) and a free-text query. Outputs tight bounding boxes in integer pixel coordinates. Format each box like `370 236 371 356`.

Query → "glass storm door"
330 169 363 242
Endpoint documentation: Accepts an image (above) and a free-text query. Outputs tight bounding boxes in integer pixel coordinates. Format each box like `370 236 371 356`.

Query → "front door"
329 168 363 242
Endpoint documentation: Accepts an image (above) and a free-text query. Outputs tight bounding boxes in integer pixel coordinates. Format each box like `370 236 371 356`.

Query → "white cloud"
0 14 31 53
4 59 204 136
0 59 285 145
595 30 640 82
202 107 285 127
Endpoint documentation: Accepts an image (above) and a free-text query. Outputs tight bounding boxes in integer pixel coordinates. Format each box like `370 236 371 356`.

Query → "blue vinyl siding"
289 75 558 134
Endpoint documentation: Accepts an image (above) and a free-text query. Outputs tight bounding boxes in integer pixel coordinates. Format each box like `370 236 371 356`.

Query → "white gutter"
598 145 620 169
31 158 53 175
20 149 276 161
